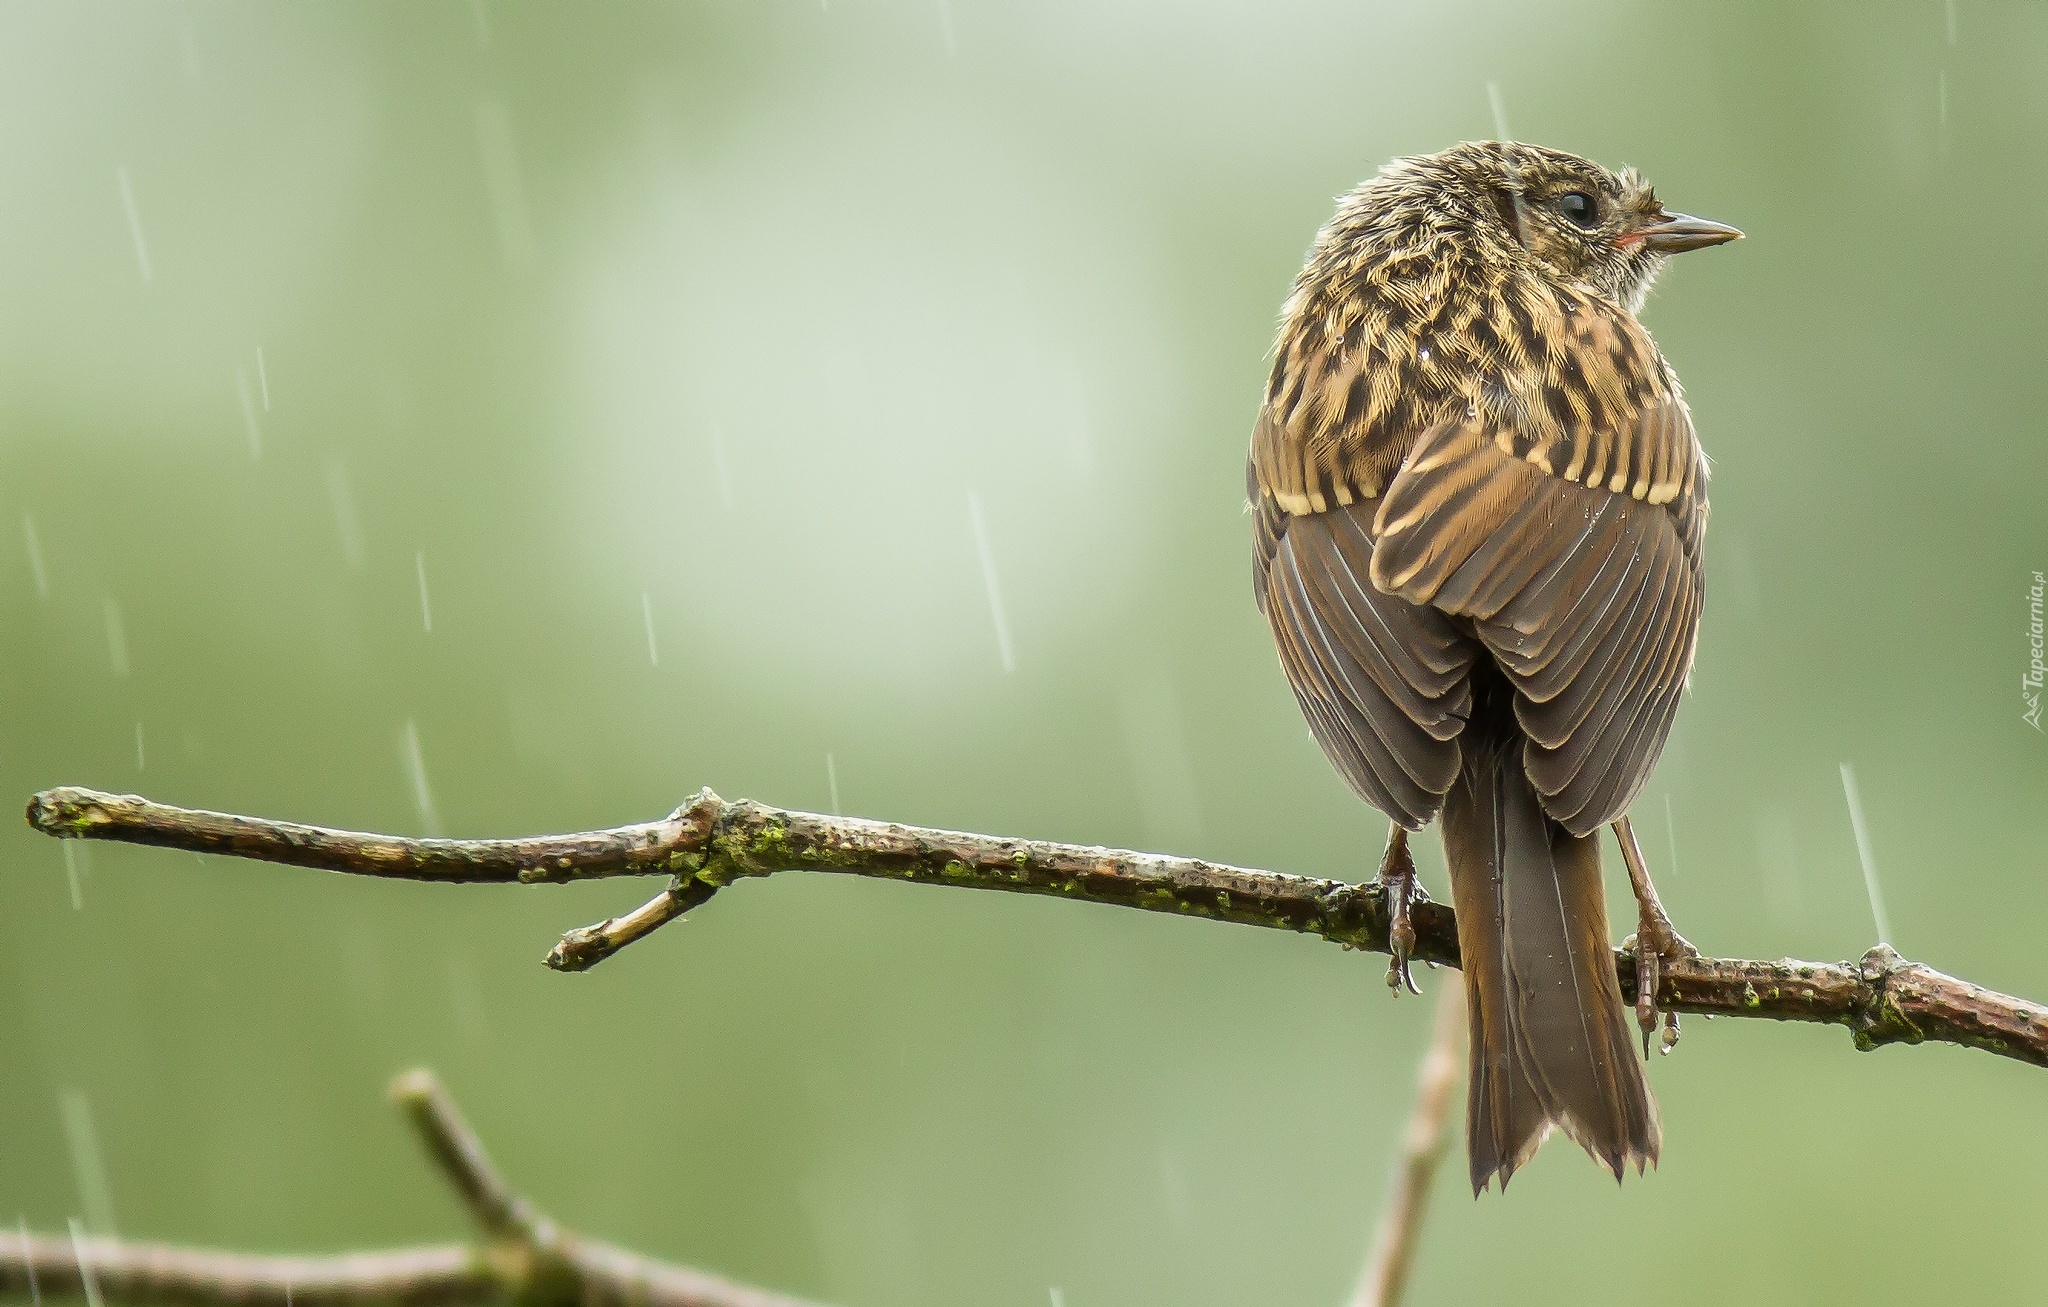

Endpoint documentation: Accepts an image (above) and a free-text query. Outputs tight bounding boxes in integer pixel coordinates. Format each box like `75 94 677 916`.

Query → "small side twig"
0 1071 823 1307
546 878 721 972
24 785 2048 1067
1350 983 1465 1307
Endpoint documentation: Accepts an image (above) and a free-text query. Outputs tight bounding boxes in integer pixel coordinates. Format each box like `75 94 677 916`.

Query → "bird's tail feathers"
1442 740 1660 1193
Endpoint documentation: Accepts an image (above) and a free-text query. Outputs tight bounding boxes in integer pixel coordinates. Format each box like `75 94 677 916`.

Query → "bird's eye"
1557 192 1599 229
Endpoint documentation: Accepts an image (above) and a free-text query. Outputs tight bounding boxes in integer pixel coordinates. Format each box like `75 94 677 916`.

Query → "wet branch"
0 1070 821 1307
25 785 2048 1067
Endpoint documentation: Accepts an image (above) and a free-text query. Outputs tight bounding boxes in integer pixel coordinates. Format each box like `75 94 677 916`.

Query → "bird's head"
1392 141 1741 312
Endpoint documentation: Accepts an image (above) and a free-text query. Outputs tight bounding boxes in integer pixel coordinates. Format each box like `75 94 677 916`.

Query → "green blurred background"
4 2 2045 1303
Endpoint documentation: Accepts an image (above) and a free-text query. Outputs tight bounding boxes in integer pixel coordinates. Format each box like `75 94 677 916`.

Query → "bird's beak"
1636 210 1743 254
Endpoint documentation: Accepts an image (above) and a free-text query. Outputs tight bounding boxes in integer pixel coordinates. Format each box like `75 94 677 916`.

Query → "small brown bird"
1248 142 1738 1192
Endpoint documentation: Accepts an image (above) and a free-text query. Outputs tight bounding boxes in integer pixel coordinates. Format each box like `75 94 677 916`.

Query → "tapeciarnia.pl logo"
2027 570 2045 732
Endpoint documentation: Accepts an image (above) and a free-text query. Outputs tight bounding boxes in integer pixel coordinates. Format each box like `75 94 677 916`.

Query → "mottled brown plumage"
1248 141 1738 1192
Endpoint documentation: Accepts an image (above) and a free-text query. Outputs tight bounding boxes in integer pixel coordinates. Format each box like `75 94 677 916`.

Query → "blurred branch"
389 1071 545 1246
1351 984 1464 1307
0 1233 486 1307
0 1070 822 1307
26 785 2048 1067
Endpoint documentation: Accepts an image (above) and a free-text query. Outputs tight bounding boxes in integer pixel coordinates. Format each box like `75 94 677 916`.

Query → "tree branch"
1350 984 1464 1307
25 785 2048 1067
0 1071 822 1307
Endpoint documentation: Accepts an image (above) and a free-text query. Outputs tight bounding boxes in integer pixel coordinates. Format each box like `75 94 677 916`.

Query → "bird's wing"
1368 301 1707 836
1251 435 1476 830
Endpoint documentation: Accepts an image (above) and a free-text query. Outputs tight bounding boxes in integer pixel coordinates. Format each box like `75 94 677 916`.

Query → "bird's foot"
1612 815 1698 1057
1376 826 1426 995
1622 906 1698 1057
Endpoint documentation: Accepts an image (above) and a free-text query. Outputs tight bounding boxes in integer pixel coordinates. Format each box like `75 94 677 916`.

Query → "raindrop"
326 460 365 568
66 1220 102 1307
826 752 841 816
965 492 1015 673
1937 70 1949 132
641 591 659 666
415 552 433 632
469 0 491 45
938 0 957 54
17 1215 39 1307
23 515 48 600
403 719 443 836
134 722 145 771
1838 762 1891 945
101 600 130 678
115 168 151 283
473 100 535 269
236 369 262 458
61 843 83 911
1048 1290 1065 1307
59 1092 117 1239
1487 82 1510 140
257 348 271 412
1945 0 1957 44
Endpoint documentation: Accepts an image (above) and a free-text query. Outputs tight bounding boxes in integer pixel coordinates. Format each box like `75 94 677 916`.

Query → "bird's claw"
1377 828 1425 996
1625 915 1698 1058
1611 816 1698 1058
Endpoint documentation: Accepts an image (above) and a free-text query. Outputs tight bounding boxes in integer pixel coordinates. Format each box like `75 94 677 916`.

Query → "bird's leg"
1613 815 1698 1056
1376 823 1426 995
